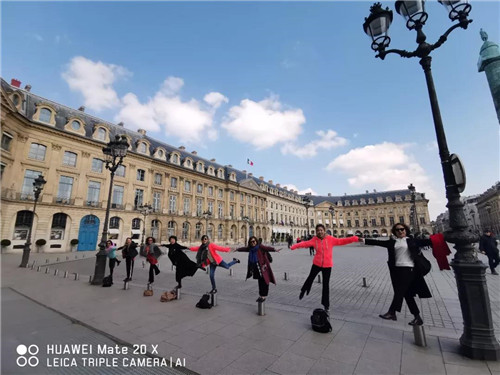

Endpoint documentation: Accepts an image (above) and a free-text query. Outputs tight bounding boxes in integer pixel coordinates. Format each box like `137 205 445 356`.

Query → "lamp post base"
19 245 31 268
91 249 107 285
451 260 500 360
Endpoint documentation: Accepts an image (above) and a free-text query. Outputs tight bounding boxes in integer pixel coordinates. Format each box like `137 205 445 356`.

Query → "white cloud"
325 142 445 218
204 92 229 109
281 130 348 158
283 184 317 195
62 56 131 111
159 77 184 96
114 75 222 144
221 96 305 149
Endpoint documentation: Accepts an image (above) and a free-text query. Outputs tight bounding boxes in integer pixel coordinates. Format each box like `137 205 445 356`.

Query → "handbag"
266 251 273 263
414 252 431 276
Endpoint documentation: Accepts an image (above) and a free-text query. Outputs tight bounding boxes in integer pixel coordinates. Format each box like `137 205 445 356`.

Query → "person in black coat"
165 235 198 289
118 237 138 282
479 229 499 275
360 223 433 326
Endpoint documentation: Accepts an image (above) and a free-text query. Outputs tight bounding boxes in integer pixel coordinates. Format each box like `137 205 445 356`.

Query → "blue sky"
2 1 499 219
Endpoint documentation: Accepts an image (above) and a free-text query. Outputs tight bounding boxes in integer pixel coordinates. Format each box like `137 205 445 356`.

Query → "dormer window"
71 120 80 131
158 149 163 157
217 169 224 179
171 153 179 164
208 167 214 176
97 128 106 141
138 142 147 154
197 163 204 172
39 108 52 123
12 93 21 108
230 172 236 182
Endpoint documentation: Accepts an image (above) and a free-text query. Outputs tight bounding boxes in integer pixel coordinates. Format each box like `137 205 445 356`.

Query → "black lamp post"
363 1 499 359
202 210 212 236
19 174 46 268
328 205 335 235
303 196 313 238
92 135 129 285
270 218 275 244
139 203 153 245
408 183 420 235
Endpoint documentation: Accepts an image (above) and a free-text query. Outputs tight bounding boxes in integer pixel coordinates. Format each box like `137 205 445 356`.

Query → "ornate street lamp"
328 205 335 233
202 210 212 236
363 1 499 359
269 218 275 244
92 135 129 285
408 183 420 235
139 203 153 245
19 174 46 268
303 196 313 238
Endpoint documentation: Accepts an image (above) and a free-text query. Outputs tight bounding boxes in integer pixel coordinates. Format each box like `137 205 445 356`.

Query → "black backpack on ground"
311 308 332 333
102 276 113 287
196 294 212 309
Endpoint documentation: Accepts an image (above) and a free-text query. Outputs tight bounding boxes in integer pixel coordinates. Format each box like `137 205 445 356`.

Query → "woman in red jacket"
291 224 359 313
190 235 240 294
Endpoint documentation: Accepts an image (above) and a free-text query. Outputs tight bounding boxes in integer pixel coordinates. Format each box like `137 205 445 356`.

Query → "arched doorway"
78 215 100 251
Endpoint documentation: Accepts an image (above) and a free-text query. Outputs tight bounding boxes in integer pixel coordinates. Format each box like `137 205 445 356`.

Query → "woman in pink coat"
291 224 359 313
190 235 240 294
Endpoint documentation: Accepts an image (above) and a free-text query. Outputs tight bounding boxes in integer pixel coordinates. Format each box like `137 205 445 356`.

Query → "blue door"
77 215 100 251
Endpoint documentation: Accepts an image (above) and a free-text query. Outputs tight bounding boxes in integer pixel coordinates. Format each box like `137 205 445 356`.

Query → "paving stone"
354 357 401 374
267 351 316 374
230 349 278 374
307 357 356 375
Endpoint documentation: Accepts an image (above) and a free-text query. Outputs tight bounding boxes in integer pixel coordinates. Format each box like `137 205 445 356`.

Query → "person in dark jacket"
360 223 433 326
479 229 499 275
235 236 279 302
140 237 161 285
165 235 198 289
118 237 138 282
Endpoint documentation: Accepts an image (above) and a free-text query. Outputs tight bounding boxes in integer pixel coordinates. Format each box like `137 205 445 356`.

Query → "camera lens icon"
16 344 39 367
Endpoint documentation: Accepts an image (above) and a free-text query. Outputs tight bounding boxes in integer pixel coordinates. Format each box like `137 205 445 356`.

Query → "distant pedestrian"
105 240 121 280
359 223 433 325
479 229 499 275
118 237 138 282
287 235 293 249
235 236 279 303
140 237 161 285
165 235 198 289
190 235 239 294
291 224 359 314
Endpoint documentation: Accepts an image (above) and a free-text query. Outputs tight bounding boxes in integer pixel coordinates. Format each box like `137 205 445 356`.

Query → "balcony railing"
53 197 75 205
111 203 124 210
85 200 102 208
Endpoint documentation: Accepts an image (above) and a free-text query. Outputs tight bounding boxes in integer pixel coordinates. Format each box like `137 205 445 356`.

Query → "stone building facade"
1 78 430 253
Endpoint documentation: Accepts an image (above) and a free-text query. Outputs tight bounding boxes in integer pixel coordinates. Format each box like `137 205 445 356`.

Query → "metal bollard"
66 256 69 260
206 267 209 274
229 269 233 276
37 266 41 272
362 277 368 287
75 255 77 259
54 269 58 276
284 272 288 281
74 273 79 281
413 325 427 347
56 257 60 262
123 281 129 290
317 274 321 283
176 288 181 300
30 263 35 270
64 271 68 278
171 264 174 271
210 293 217 307
87 275 91 283
142 261 145 268
45 267 50 274
257 300 265 316
46 259 49 264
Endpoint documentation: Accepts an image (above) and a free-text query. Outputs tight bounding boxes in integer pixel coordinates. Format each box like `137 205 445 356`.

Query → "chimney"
276 183 281 188
226 165 232 168
24 84 32 92
365 190 369 194
248 173 253 177
242 170 246 174
344 193 347 196
306 192 312 195
268 180 273 185
78 106 85 112
259 176 264 181
138 129 147 136
191 151 197 155
178 145 185 150
284 186 288 190
210 158 216 162
117 122 124 127
328 193 332 197
11 79 21 88
373 189 377 193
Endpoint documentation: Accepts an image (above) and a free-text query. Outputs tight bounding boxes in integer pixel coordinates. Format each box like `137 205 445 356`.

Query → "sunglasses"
250 240 257 243
396 228 406 232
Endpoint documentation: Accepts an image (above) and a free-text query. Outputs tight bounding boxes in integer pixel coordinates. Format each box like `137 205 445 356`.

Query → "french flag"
247 158 254 166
